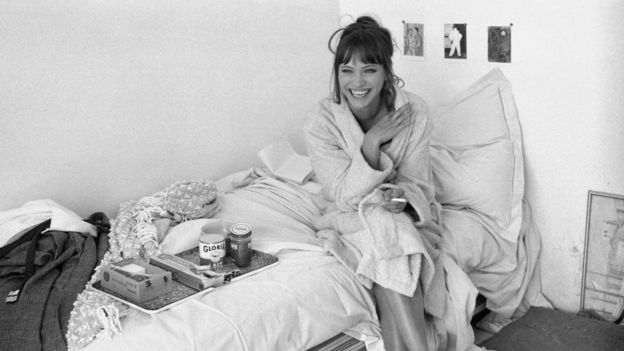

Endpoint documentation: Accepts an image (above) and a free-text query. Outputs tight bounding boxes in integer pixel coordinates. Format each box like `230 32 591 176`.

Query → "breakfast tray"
92 248 279 314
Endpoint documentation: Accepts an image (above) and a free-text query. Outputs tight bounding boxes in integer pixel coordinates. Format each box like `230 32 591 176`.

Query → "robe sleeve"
394 97 439 226
304 102 394 211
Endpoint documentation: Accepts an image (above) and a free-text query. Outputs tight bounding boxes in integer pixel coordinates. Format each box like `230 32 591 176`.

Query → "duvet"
76 170 384 351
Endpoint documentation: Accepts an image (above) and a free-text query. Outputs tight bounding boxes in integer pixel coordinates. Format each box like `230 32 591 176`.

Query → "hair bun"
355 15 379 28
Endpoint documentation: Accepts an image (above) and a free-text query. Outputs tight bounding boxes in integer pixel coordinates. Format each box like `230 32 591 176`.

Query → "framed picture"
402 22 424 60
488 25 512 63
581 190 624 320
444 23 466 60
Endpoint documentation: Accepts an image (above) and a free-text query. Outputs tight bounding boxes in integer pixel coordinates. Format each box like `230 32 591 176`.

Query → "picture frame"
580 190 624 320
402 22 425 61
444 23 467 60
488 25 512 63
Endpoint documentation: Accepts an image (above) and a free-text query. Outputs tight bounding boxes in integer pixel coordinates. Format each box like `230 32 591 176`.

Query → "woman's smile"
349 89 371 98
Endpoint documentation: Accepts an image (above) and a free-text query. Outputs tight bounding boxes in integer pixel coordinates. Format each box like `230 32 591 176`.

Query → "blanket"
80 173 383 351
0 214 109 351
440 199 553 326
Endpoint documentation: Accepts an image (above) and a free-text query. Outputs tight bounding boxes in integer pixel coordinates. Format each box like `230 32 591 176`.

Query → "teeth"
350 89 369 97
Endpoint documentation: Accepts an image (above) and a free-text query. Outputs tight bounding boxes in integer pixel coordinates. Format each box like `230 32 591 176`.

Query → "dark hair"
328 16 402 108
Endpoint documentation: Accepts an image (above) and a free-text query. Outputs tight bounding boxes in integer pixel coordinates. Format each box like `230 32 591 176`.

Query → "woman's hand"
361 103 413 170
381 187 407 213
366 103 412 146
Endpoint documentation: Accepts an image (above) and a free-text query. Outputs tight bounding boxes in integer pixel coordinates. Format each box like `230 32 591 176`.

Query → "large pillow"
430 68 524 242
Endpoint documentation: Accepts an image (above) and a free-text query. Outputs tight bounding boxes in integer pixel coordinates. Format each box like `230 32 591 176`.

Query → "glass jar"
228 223 252 267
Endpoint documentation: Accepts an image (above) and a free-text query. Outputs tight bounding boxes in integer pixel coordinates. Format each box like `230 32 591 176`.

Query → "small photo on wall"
488 26 512 63
444 23 467 59
403 22 424 59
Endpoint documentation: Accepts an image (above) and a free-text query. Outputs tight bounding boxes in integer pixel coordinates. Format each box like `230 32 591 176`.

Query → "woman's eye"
365 68 377 73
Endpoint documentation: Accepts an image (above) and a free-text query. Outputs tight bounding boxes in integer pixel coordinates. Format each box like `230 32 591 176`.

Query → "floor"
474 327 496 345
478 307 624 351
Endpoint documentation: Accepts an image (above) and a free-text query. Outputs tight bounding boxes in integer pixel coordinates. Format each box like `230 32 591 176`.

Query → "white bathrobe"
304 88 480 351
304 87 442 291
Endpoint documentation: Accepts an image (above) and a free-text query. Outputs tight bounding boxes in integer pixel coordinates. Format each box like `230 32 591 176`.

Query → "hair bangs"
337 32 387 66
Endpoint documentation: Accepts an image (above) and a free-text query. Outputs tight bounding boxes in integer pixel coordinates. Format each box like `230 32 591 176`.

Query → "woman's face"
338 56 386 117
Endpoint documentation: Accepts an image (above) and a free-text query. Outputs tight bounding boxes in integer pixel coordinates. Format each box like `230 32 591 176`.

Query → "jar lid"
200 233 225 243
229 223 252 238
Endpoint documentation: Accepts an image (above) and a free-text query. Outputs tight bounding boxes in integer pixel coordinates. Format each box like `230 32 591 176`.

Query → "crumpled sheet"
76 173 383 351
440 199 553 333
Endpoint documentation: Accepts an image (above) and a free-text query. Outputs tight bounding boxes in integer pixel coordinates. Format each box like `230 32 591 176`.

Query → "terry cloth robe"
304 88 441 296
304 88 480 351
312 185 437 297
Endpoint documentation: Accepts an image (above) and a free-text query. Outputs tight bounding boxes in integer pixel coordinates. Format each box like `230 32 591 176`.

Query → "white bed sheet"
83 172 381 351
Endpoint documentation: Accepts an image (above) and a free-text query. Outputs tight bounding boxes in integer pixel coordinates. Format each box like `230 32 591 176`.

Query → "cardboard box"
100 258 172 303
150 253 224 290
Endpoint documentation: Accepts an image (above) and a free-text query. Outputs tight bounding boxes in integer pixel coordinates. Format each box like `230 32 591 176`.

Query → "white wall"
0 0 338 217
340 0 624 312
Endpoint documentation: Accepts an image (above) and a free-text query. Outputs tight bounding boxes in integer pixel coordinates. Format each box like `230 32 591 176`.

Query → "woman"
304 16 443 351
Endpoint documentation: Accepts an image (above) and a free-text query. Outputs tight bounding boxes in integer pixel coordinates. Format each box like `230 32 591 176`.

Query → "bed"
68 171 383 351
0 68 549 351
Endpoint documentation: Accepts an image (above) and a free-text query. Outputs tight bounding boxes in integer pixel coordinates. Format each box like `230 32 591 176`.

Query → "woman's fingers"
391 187 405 198
382 198 407 213
381 188 407 213
393 103 411 118
366 103 413 143
388 105 412 128
383 189 392 201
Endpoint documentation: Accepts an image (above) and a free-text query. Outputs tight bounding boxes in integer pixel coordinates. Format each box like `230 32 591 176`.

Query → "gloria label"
199 233 226 266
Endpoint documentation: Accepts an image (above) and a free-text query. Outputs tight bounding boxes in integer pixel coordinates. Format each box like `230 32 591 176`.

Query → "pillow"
431 140 515 227
431 85 507 147
430 68 524 242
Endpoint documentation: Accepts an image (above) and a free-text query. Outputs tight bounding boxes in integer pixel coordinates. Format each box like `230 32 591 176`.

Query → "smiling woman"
303 15 477 351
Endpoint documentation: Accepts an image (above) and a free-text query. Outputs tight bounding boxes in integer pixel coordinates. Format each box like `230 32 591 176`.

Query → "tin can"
199 233 226 267
228 223 252 267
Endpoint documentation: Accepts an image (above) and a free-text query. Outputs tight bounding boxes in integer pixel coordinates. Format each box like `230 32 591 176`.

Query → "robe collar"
329 86 410 154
